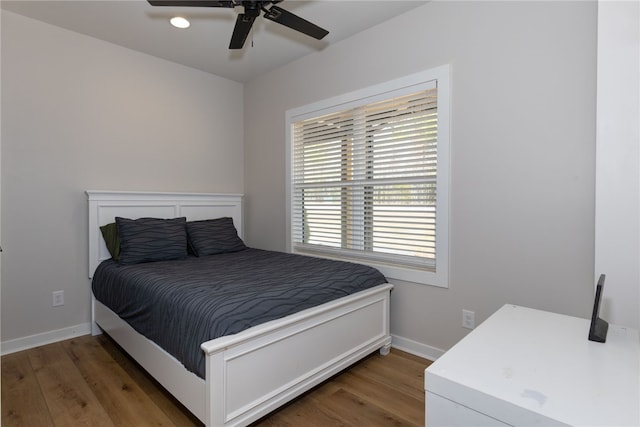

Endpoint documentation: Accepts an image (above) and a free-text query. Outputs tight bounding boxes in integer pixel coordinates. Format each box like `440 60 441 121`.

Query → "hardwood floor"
2 334 431 426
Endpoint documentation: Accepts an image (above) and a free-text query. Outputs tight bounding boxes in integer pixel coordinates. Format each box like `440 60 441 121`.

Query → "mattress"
92 248 387 378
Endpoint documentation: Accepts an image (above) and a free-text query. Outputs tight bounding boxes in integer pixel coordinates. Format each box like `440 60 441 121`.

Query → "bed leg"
91 322 103 336
379 342 391 356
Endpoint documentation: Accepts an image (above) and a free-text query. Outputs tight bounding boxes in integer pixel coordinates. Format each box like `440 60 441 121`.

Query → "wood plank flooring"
2 334 431 426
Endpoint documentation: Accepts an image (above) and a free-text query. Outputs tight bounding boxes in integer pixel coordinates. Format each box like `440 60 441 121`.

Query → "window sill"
291 248 448 288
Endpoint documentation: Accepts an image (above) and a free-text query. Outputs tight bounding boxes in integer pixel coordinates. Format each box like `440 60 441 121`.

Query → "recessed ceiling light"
170 16 190 29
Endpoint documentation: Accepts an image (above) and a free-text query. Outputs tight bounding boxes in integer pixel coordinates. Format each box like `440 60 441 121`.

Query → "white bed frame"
87 190 393 427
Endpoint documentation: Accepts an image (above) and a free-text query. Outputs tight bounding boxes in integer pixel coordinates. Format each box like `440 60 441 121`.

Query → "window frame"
285 65 450 288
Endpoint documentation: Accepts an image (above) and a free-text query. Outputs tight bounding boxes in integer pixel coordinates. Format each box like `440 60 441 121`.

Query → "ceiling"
2 0 427 83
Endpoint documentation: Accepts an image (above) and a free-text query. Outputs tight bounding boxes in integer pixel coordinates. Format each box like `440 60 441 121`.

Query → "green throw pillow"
100 222 121 261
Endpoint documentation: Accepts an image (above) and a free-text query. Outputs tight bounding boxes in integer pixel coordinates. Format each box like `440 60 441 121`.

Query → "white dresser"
424 304 639 426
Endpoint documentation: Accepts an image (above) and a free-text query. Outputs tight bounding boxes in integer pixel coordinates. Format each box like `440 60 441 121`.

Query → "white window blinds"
291 85 439 271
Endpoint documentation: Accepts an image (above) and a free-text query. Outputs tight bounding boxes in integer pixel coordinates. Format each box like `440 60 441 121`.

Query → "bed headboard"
87 190 243 278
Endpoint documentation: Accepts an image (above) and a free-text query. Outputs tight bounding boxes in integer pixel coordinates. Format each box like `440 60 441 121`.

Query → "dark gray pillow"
186 217 246 256
116 217 188 265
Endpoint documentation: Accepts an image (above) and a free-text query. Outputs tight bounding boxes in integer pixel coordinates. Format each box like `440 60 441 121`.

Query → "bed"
87 190 394 427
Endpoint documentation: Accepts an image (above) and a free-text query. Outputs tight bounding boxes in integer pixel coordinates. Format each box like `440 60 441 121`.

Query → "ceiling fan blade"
229 13 256 49
147 1 234 7
263 5 328 40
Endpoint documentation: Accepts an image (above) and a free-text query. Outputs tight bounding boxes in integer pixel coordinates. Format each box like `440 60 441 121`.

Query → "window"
286 65 449 287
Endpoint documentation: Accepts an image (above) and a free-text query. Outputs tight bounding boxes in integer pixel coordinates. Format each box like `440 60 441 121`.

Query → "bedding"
92 248 387 379
115 216 188 265
186 217 246 256
100 222 121 260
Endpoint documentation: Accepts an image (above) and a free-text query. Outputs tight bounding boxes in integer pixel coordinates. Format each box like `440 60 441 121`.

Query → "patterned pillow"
186 217 246 256
116 217 188 265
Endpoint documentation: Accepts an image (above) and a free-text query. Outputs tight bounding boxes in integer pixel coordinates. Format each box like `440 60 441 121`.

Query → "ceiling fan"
147 0 329 49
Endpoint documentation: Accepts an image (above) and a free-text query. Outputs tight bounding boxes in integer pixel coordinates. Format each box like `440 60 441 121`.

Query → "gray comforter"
92 248 387 378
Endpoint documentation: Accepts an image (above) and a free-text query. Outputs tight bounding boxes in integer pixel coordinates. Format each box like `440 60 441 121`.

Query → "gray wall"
595 0 640 329
243 1 598 354
1 11 244 343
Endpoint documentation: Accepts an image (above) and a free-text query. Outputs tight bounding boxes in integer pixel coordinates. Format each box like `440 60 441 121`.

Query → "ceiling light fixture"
170 16 190 29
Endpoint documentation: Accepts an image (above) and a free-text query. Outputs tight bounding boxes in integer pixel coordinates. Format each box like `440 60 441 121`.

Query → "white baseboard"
1 326 442 362
1 323 92 356
391 334 445 361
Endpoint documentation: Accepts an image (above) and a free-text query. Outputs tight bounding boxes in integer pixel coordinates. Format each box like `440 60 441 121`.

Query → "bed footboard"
93 283 392 427
202 283 393 427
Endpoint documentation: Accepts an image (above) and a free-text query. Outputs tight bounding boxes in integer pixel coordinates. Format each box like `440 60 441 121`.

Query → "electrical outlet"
52 290 64 307
462 309 475 329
